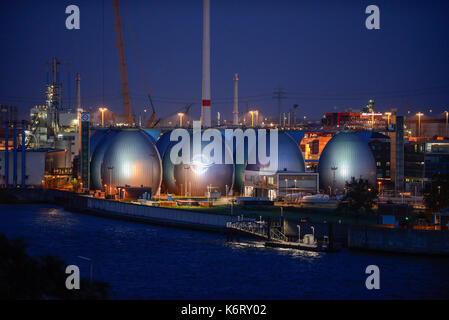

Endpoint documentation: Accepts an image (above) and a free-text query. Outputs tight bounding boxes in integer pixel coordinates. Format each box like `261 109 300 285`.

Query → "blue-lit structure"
318 132 376 193
90 129 162 193
164 131 235 196
246 131 306 172
89 129 307 197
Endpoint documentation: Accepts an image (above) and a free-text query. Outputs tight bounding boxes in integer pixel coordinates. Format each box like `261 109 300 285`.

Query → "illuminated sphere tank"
90 130 118 191
101 130 162 192
163 132 234 196
245 132 306 173
156 131 177 193
318 132 376 193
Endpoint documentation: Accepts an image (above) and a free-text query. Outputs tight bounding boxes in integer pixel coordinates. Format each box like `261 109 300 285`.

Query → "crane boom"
112 0 132 125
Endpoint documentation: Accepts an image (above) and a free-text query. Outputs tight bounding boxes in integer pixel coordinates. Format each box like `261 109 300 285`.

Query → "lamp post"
183 165 190 197
378 181 382 195
297 224 301 243
331 166 338 197
385 112 391 126
107 166 114 196
177 113 184 128
445 111 448 137
284 178 288 199
149 154 156 198
99 107 107 127
416 112 423 137
311 226 315 239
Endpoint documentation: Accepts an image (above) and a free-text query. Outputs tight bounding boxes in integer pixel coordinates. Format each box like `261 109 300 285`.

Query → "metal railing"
226 220 288 242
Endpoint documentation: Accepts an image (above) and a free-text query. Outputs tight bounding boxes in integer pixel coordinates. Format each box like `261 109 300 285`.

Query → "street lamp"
297 224 301 243
444 111 448 137
284 178 288 198
416 112 424 137
107 166 114 196
149 154 156 198
385 112 391 126
99 107 108 127
177 113 184 128
183 165 190 197
311 226 315 239
377 181 382 195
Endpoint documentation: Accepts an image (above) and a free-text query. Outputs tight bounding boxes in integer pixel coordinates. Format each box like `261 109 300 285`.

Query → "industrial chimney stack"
233 73 239 125
76 73 81 111
201 0 211 127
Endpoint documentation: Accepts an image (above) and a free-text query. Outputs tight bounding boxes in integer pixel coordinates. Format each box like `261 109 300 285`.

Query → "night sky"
1 0 448 122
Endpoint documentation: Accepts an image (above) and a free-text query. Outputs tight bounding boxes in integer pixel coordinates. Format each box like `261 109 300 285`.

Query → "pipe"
13 121 17 187
4 121 9 187
21 120 26 188
233 73 239 125
201 0 211 127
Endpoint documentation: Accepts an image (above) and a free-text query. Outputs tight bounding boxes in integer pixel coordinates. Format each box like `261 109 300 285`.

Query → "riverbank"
2 204 449 299
1 188 448 256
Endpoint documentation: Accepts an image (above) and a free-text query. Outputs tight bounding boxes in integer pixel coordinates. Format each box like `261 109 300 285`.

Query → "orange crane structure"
112 0 133 125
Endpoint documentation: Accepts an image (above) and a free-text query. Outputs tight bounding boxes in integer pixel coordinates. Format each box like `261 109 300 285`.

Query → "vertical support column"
80 112 90 190
4 121 9 187
21 120 26 188
13 121 17 187
233 73 239 125
395 116 404 193
67 62 71 110
201 0 211 127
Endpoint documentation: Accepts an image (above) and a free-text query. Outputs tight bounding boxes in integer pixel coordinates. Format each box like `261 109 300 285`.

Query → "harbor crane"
112 0 133 125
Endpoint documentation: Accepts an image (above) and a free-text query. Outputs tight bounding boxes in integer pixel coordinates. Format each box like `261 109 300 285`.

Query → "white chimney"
233 73 239 125
201 0 211 127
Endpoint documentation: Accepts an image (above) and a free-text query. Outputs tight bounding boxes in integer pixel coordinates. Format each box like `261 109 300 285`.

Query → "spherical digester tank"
163 131 234 196
318 132 376 193
101 130 162 192
245 131 306 173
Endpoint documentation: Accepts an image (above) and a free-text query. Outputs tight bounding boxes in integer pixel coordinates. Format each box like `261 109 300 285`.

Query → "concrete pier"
348 226 449 256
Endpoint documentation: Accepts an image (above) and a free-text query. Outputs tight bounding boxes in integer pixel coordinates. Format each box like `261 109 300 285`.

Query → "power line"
273 88 286 125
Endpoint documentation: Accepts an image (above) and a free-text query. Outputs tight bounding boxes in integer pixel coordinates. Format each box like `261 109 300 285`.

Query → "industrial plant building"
2 0 448 208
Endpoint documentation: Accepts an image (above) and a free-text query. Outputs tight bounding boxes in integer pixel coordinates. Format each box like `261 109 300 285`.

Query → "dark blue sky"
1 0 448 121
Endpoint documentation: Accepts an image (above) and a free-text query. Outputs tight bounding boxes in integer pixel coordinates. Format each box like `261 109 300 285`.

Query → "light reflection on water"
0 204 448 300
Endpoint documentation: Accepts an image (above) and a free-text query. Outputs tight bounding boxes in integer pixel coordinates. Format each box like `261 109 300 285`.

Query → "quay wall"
0 188 237 233
348 226 449 255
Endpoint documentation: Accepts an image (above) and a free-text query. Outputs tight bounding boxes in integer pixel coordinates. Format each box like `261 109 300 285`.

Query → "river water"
0 204 448 299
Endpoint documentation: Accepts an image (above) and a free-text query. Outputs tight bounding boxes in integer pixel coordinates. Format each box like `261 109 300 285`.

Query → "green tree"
424 173 449 212
337 177 378 213
0 234 110 299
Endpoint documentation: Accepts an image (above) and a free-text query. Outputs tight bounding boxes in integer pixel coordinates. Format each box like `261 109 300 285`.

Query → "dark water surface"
0 204 448 299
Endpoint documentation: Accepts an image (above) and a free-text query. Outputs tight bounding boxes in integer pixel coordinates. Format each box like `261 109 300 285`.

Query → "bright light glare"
123 163 131 178
191 154 212 175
